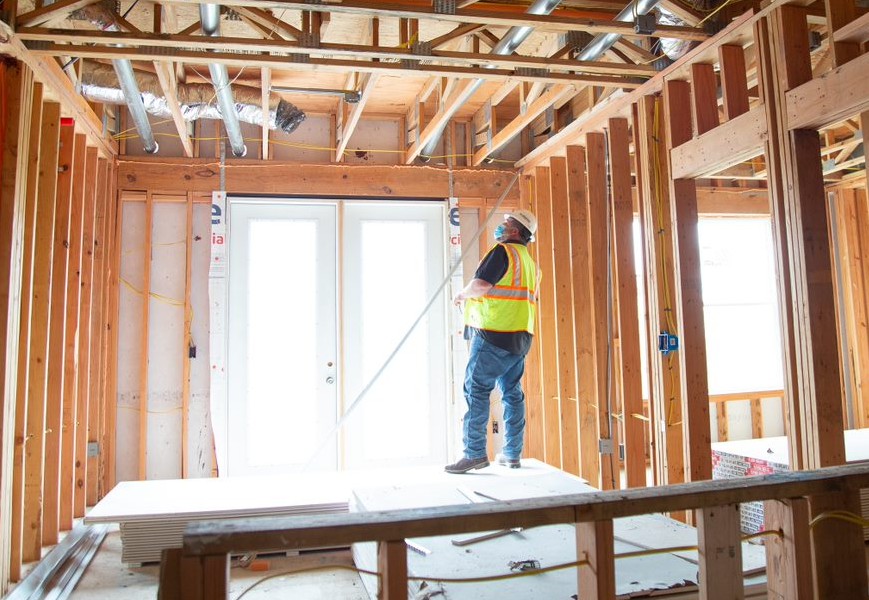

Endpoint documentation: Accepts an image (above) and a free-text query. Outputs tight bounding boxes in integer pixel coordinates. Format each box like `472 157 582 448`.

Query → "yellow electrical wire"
810 510 869 529
120 277 184 307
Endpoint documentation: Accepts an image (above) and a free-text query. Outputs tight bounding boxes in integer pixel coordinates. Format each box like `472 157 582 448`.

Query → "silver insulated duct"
577 0 663 61
79 63 306 134
418 0 562 162
72 2 160 153
201 3 247 157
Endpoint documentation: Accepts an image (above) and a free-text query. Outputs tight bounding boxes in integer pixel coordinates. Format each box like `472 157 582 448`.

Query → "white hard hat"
508 209 538 235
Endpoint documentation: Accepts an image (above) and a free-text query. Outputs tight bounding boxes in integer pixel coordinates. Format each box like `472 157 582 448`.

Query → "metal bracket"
516 67 550 79
87 441 100 458
289 53 311 64
599 438 614 455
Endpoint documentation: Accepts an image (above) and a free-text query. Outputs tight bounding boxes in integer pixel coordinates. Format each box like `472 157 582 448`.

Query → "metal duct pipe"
577 0 662 61
112 58 158 153
201 3 247 157
418 0 562 162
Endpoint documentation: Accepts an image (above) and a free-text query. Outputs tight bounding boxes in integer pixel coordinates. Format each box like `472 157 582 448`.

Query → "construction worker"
446 210 539 474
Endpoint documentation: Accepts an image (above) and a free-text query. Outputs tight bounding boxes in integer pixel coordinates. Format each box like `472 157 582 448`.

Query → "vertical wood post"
576 519 615 600
696 504 743 600
764 497 812 600
377 539 408 600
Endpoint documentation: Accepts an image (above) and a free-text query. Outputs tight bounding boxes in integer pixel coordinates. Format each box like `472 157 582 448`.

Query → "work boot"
496 454 521 469
444 456 490 474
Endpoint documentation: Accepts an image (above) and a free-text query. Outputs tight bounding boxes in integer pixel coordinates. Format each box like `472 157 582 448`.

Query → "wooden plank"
764 498 812 600
833 11 869 45
634 94 686 494
100 158 118 495
786 51 869 130
1 65 35 590
406 79 478 163
755 15 803 471
16 0 100 27
716 402 728 442
336 73 381 160
718 45 750 120
181 192 193 478
608 118 644 488
566 145 601 487
576 519 615 600
519 176 544 462
768 7 866 595
260 68 270 160
587 132 616 490
534 166 562 469
472 85 575 166
377 540 407 600
42 118 74 546
696 504 743 600
22 98 60 564
183 462 869 556
750 398 764 438
691 63 719 135
138 192 153 480
59 133 86 530
87 158 108 504
549 157 579 476
74 146 98 518
153 62 193 158
824 0 861 66
664 80 712 483
116 159 520 200
670 107 767 179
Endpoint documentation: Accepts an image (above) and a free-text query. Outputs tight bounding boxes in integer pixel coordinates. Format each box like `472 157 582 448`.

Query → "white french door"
227 202 338 475
227 199 447 476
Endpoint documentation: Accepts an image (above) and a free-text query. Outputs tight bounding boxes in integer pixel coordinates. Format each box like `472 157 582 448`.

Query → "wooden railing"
160 463 869 600
708 389 784 442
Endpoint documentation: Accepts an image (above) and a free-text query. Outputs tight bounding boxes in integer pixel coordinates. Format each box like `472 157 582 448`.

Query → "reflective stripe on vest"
464 243 537 334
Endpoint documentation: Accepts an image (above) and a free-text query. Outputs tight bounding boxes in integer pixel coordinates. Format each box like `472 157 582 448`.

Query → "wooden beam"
718 45 750 120
0 63 32 594
696 505 743 600
764 498 813 600
74 146 98 519
16 0 100 26
566 145 601 487
153 62 194 158
336 73 381 161
576 520 615 600
833 11 869 45
587 132 616 490
824 0 861 66
634 94 686 493
663 79 712 483
472 85 575 166
138 192 153 480
377 540 407 600
786 51 869 130
43 117 73 547
427 23 484 49
534 166 562 469
691 63 719 135
670 107 767 179
550 157 579 477
60 134 86 531
608 118 644 488
231 6 302 40
100 159 119 495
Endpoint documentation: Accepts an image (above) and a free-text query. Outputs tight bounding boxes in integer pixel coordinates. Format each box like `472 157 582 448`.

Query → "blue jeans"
462 334 527 460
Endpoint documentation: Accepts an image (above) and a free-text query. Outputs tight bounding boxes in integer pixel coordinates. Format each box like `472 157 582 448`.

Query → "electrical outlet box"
599 438 614 455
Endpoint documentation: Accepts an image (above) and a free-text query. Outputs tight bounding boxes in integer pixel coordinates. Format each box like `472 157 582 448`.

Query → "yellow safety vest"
464 243 537 334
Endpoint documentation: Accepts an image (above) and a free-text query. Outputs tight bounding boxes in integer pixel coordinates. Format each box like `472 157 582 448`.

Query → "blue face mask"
494 224 507 241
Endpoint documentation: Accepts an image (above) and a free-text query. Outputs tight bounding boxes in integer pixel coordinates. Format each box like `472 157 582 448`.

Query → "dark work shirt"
464 243 534 356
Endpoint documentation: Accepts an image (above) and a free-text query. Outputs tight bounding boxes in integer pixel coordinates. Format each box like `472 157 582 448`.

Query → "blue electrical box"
658 332 679 355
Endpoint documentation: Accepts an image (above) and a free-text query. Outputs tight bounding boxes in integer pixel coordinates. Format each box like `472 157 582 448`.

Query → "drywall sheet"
351 468 766 600
116 201 146 482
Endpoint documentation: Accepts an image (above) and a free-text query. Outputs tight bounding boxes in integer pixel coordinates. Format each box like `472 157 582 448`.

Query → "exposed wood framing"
608 118 644 488
336 73 381 161
153 62 194 158
696 505 743 600
534 167 562 469
260 68 270 160
521 175 544 462
549 157 579 477
786 51 869 130
138 192 153 480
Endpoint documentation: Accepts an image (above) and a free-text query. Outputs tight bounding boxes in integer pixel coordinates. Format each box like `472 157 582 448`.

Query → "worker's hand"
453 293 464 306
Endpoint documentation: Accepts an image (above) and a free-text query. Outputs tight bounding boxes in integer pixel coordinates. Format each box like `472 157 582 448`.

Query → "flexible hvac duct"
80 63 306 133
74 1 158 152
417 0 562 162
